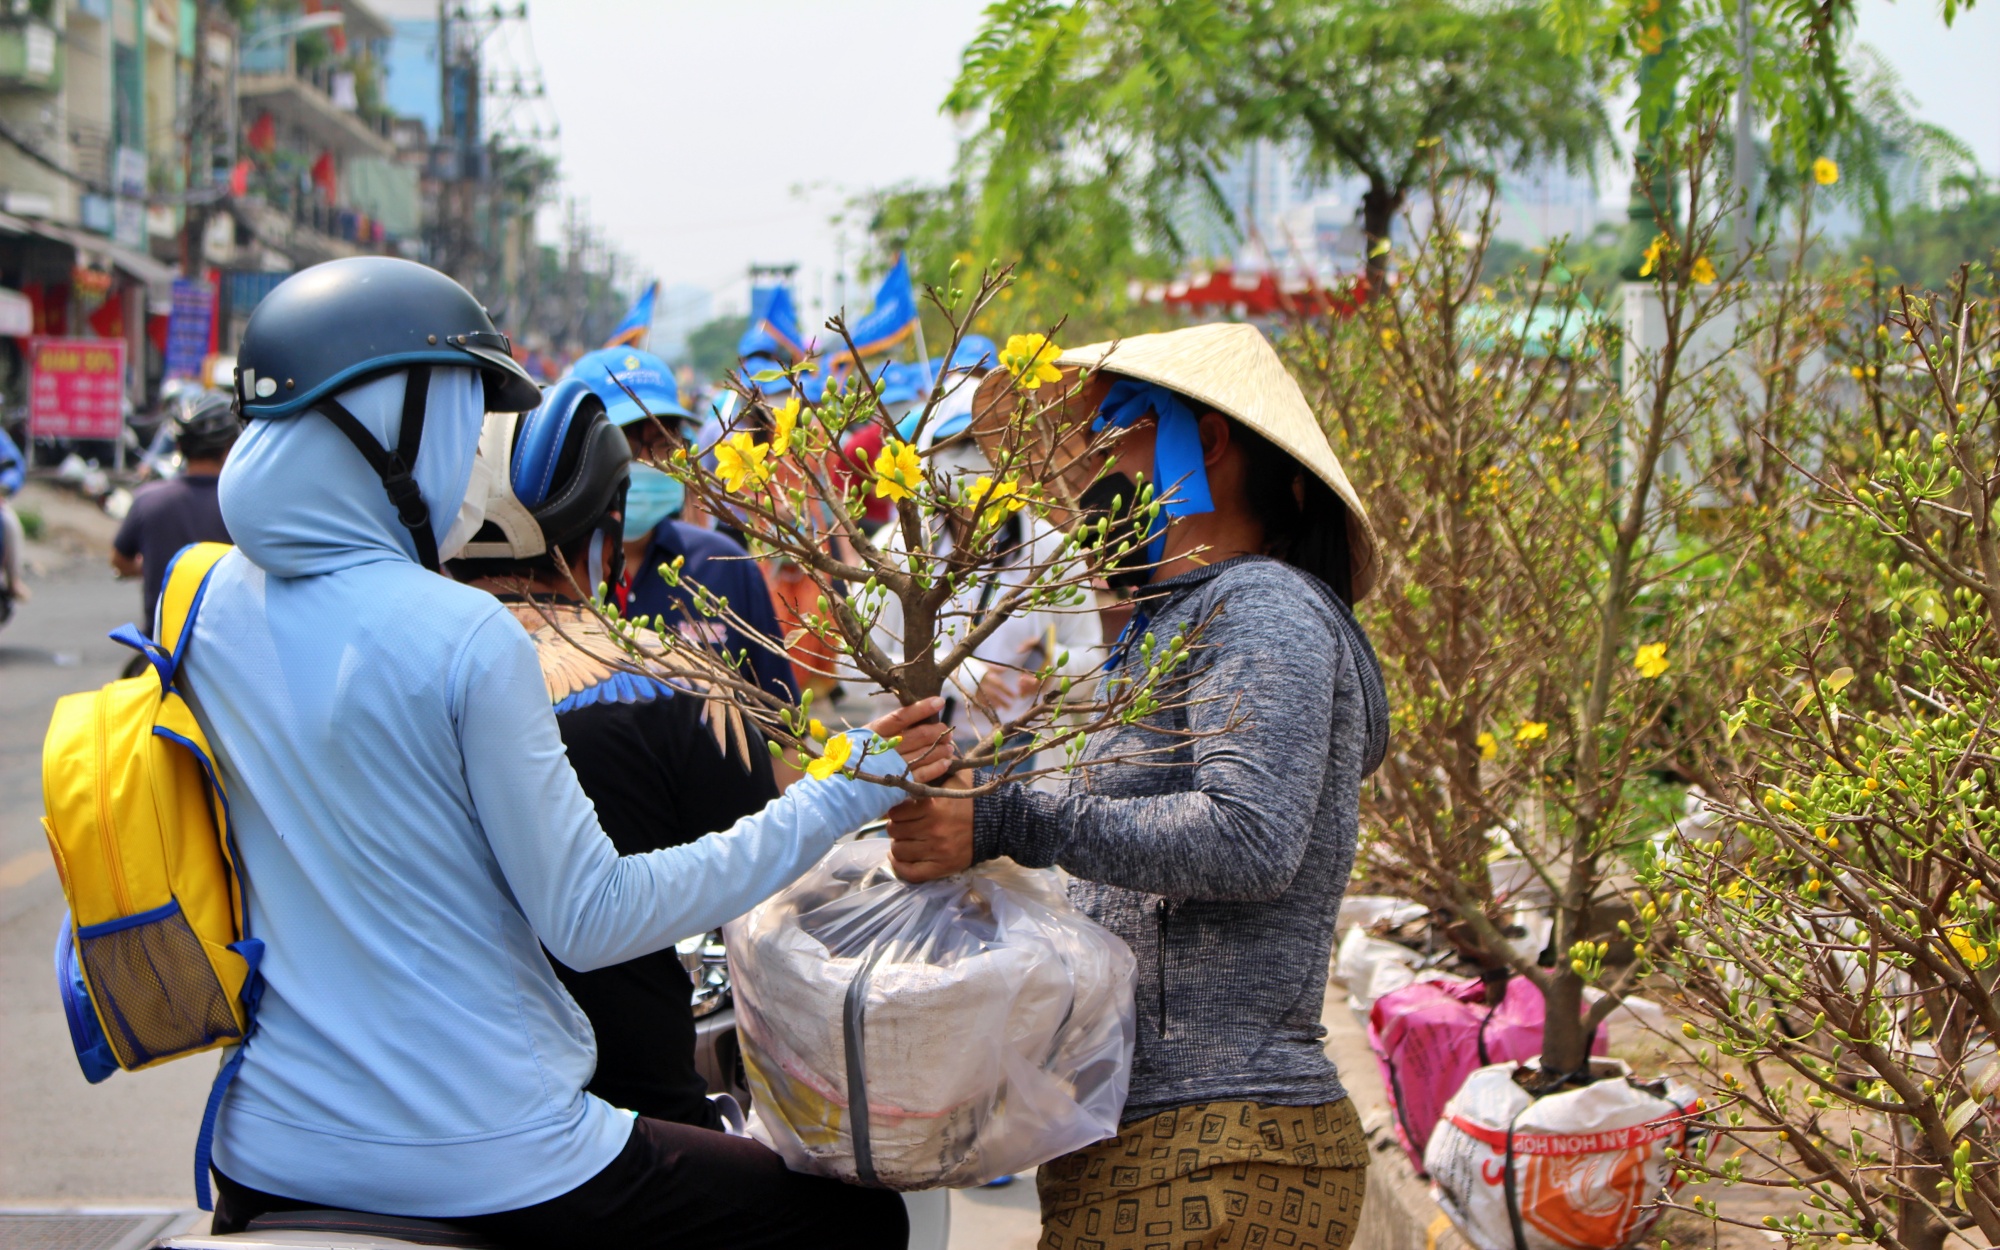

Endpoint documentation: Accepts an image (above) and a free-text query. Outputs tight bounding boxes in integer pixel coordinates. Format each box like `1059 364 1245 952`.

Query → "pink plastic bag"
1368 974 1606 1171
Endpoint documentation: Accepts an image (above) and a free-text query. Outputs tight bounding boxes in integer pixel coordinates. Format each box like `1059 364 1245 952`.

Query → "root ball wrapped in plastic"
725 841 1137 1189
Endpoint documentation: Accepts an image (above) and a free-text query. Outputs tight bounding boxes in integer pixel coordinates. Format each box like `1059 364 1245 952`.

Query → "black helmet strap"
312 365 440 571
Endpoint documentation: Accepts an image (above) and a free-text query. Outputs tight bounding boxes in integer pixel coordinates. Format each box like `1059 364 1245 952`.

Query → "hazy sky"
505 0 1997 321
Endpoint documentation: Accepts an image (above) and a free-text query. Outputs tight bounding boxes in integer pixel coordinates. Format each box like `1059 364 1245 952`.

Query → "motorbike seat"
240 1209 500 1248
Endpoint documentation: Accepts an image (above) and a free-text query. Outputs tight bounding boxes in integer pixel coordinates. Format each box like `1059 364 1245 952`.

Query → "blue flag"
740 285 808 362
604 280 657 349
838 254 918 359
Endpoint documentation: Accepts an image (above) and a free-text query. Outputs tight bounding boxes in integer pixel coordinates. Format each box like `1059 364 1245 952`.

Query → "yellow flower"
1950 931 1991 968
1813 157 1839 186
1636 21 1663 54
715 431 771 493
1476 731 1498 761
1690 256 1717 285
999 334 1062 389
805 731 853 781
807 718 828 742
1514 721 1549 746
1380 327 1401 350
770 397 799 454
1638 235 1666 278
967 474 1025 515
873 439 924 501
1635 642 1671 679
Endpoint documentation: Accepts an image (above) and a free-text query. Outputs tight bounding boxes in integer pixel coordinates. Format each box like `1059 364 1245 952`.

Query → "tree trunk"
1538 966 1590 1080
1361 182 1404 295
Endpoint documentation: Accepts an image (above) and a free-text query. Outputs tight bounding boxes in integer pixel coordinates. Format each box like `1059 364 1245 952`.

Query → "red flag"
247 112 275 154
229 160 251 197
311 151 337 203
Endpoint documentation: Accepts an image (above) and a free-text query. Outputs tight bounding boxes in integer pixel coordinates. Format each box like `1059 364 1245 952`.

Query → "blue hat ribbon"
1092 379 1215 518
1092 378 1214 567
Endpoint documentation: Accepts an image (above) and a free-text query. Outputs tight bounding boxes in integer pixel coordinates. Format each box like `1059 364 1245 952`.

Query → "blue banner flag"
739 285 808 362
838 254 918 359
604 280 658 349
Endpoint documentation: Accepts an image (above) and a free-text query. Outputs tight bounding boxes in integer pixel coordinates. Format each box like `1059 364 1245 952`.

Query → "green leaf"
1944 1099 1981 1139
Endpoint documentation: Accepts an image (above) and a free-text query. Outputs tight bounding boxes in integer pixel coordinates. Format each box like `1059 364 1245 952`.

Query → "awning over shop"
0 210 180 306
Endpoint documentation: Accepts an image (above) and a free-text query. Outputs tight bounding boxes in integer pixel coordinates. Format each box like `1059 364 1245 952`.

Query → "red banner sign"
29 336 125 440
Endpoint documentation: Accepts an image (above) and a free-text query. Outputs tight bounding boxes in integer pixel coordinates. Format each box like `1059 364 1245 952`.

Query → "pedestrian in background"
111 391 240 634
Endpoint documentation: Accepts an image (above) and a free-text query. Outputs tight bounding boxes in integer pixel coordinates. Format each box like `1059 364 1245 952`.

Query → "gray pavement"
1 528 219 1207
0 509 1041 1245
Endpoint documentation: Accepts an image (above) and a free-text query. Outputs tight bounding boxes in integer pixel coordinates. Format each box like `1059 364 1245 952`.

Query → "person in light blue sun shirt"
183 261 948 1247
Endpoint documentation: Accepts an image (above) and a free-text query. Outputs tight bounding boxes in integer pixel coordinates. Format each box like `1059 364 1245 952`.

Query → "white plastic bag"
725 841 1137 1189
1424 1058 1700 1250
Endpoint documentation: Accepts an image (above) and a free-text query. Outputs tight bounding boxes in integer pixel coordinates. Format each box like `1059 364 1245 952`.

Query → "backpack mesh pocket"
76 900 241 1069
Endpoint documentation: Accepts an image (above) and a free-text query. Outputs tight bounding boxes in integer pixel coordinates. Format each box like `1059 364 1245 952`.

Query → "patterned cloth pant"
1037 1098 1369 1250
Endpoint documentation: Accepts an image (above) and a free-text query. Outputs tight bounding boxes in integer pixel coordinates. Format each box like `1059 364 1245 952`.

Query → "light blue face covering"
1092 378 1216 564
622 464 684 540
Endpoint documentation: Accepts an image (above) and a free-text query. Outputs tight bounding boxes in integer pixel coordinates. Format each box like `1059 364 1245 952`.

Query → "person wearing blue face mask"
566 348 800 706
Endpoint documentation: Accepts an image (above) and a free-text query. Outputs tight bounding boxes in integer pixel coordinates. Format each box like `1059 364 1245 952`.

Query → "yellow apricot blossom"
770 397 800 454
1476 731 1498 761
1635 642 1670 679
1813 157 1839 186
1638 234 1667 278
806 731 853 780
715 431 771 493
999 334 1062 389
1514 721 1549 745
873 439 924 501
968 474 1025 515
1690 256 1717 285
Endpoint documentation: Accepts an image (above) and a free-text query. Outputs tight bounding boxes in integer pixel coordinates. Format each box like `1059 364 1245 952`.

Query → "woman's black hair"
1231 420 1353 604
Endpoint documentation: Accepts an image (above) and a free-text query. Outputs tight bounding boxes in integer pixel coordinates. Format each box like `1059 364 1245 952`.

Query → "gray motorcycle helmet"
232 257 542 570
171 390 242 460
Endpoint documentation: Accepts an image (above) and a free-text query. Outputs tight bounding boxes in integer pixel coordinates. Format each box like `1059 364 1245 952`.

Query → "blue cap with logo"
568 347 693 427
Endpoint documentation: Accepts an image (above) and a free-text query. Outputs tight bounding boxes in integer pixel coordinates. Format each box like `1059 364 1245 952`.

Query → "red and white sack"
1424 1058 1701 1250
1369 975 1608 1172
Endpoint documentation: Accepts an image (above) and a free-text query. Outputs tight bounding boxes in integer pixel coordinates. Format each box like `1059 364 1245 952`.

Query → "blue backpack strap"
193 937 265 1211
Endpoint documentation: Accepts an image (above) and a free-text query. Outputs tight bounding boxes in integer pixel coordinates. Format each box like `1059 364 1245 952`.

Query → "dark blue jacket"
628 520 798 702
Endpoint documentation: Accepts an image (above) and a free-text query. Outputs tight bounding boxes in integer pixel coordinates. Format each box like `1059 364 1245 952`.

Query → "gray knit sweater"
972 556 1389 1125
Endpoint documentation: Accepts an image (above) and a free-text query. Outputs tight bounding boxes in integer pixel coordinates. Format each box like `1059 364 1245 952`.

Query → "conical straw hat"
1057 322 1379 600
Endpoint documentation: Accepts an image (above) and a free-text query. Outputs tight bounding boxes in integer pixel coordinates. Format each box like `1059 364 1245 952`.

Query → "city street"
0 487 1039 1246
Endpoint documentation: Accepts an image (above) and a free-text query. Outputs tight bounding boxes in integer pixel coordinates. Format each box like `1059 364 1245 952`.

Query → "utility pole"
1731 0 1757 258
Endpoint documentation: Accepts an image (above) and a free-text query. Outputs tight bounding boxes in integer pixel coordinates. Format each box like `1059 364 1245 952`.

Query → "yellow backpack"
42 541 262 1209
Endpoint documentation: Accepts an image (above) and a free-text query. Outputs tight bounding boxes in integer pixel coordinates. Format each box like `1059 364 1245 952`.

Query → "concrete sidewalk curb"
1323 988 1470 1250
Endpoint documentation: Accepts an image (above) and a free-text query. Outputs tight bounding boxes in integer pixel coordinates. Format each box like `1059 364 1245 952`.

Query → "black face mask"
1077 472 1154 592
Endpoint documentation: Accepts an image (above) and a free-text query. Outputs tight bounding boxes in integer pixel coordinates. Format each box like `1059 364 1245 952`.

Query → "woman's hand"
886 773 976 882
866 697 955 785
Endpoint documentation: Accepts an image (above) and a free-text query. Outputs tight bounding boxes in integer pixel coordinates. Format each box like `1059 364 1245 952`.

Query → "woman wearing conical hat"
889 322 1389 1250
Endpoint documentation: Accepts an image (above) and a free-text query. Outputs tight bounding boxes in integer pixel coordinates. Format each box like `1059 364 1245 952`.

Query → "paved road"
0 517 1040 1246
1 536 217 1207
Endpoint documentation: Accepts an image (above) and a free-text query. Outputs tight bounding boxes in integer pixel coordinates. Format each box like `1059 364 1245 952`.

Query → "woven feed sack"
1424 1058 1701 1250
726 841 1136 1189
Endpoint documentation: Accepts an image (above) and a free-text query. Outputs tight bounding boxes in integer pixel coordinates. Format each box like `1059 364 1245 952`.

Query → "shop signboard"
164 278 214 381
28 336 126 440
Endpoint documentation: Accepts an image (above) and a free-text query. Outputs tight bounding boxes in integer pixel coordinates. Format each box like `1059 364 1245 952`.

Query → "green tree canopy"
947 0 1613 283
